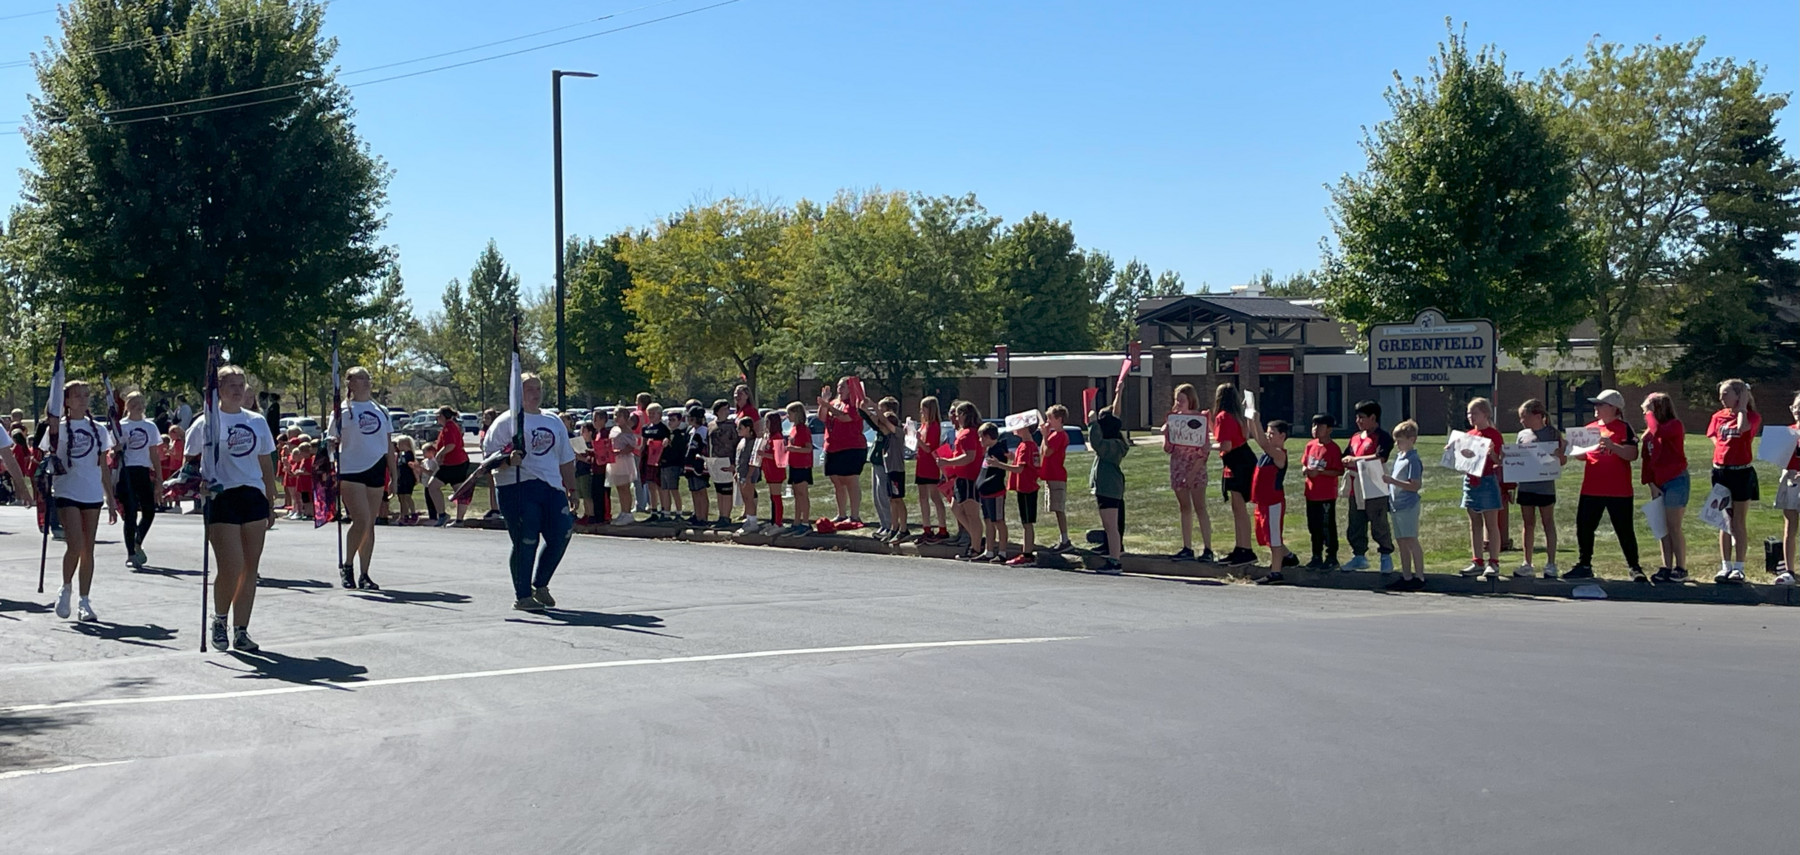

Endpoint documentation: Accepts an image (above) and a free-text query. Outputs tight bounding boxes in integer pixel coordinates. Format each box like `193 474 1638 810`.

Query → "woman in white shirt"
484 373 578 612
40 380 117 622
327 367 395 591
114 391 164 569
187 365 278 652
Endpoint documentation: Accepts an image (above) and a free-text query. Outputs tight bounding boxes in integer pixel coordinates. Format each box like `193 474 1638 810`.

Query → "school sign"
1368 309 1496 387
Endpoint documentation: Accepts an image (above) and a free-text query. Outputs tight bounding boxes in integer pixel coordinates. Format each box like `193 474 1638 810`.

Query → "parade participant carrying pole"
452 317 523 505
198 339 222 652
35 325 66 594
312 330 342 562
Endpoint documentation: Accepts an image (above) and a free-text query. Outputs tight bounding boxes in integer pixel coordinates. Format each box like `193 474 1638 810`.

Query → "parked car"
400 415 438 441
278 416 323 440
979 419 1087 455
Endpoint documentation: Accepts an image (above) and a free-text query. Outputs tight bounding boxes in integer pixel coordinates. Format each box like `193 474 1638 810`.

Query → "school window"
1043 378 1058 407
1325 375 1343 426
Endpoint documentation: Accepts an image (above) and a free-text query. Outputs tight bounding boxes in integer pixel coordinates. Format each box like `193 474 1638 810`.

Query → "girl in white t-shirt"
187 365 278 651
40 380 117 622
326 366 395 591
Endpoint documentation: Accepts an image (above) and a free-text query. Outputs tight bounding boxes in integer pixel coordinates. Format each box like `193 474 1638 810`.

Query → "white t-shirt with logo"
187 409 277 491
38 417 114 503
328 400 392 474
483 410 575 489
117 418 160 469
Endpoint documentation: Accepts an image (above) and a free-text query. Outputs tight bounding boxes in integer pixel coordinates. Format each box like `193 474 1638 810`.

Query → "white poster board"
1166 413 1209 448
1698 484 1733 532
1642 496 1668 541
1356 458 1389 499
903 418 919 452
1565 427 1601 457
1454 434 1491 477
1440 430 1467 470
1502 443 1561 483
1004 409 1042 433
1756 425 1799 466
1243 391 1257 421
569 433 589 454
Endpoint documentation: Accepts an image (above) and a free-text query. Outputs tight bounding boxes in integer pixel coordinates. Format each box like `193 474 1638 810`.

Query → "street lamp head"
554 70 599 79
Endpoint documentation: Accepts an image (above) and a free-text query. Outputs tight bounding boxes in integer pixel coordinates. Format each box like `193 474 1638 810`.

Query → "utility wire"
0 9 54 23
1 0 743 135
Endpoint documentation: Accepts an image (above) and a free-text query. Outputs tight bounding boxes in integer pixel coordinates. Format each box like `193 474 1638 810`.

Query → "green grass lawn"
423 435 1794 583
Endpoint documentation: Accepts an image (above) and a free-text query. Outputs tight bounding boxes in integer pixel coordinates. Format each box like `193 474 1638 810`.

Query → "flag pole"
199 339 221 652
35 324 66 594
329 329 343 574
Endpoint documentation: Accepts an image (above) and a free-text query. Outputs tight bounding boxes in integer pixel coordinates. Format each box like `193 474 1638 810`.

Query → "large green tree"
990 213 1092 352
412 241 522 409
1666 79 1800 399
622 198 792 403
1535 38 1784 386
1321 27 1584 357
564 234 650 403
1092 259 1183 350
785 190 1000 397
4 0 389 384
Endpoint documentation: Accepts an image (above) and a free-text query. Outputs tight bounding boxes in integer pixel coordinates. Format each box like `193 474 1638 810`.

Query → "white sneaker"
737 520 761 535
1514 563 1536 578
1773 571 1795 586
1724 567 1746 583
1715 565 1731 583
1481 564 1498 580
76 597 96 623
1542 561 1560 580
612 513 635 525
55 584 72 619
1458 562 1484 577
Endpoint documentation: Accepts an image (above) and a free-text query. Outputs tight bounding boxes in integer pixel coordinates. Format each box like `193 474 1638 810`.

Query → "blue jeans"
497 480 574 601
1657 472 1691 508
633 477 650 512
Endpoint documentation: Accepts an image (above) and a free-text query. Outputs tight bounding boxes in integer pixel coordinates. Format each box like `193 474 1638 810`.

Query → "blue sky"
2 0 1795 312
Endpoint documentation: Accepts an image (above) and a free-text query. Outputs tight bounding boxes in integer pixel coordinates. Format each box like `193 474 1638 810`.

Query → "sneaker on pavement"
1226 548 1257 566
1773 571 1796 586
1481 564 1498 581
1669 566 1688 582
132 548 148 567
736 521 761 535
1543 561 1561 580
232 628 259 652
513 597 547 612
1096 559 1123 575
357 575 380 591
1563 563 1595 579
1282 553 1300 568
76 597 97 623
1630 567 1650 584
1714 565 1731 583
1722 567 1746 584
211 616 229 649
1052 539 1074 553
1199 549 1217 563
339 563 356 589
533 586 556 608
1514 563 1536 578
1458 562 1485 577
1651 567 1674 584
1343 555 1369 572
1254 570 1285 585
613 513 636 525
55 584 72 619
1172 547 1195 562
1379 553 1394 574
1322 559 1341 572
1004 554 1035 567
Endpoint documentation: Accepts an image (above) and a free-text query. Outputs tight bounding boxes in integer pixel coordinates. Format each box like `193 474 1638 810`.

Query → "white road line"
1 636 1083 714
0 760 133 781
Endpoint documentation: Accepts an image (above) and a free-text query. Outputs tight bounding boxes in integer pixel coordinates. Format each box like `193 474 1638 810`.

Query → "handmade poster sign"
1453 434 1491 477
1699 484 1733 532
1564 427 1601 456
903 418 919 452
1439 430 1467 469
771 439 788 469
705 457 733 484
1642 496 1668 540
1243 390 1257 421
1166 413 1209 448
1502 443 1561 483
1005 409 1043 432
1356 458 1389 499
569 433 588 454
1756 425 1799 466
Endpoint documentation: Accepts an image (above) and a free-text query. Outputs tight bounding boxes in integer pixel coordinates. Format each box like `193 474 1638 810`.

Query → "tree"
411 241 522 409
358 266 415 397
1666 80 1800 399
1321 25 1585 358
785 190 1000 397
1092 260 1183 350
411 279 476 408
1256 269 1322 298
1079 249 1117 348
990 213 1092 352
564 234 650 403
4 0 389 385
622 198 792 404
1535 38 1782 387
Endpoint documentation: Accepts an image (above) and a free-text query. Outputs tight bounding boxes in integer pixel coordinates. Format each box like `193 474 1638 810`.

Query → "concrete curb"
455 518 1796 607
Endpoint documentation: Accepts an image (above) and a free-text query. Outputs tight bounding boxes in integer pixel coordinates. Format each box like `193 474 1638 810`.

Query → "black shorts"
686 473 709 493
1516 491 1556 507
396 472 417 495
659 466 681 491
341 460 387 489
1096 494 1125 511
715 481 734 496
885 472 905 499
1221 448 1254 501
788 466 814 486
439 460 473 486
979 494 1005 522
954 477 978 503
54 497 103 511
824 449 866 478
1016 490 1040 525
206 486 271 525
915 474 940 486
1713 466 1759 502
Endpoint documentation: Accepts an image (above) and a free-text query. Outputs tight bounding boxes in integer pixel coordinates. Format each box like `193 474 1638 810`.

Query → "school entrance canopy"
1134 295 1328 347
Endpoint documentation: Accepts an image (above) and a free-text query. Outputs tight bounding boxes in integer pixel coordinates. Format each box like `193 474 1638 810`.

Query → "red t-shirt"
822 404 866 453
1252 452 1285 506
759 440 785 483
1039 427 1068 482
1468 426 1504 486
948 427 981 480
786 425 812 469
1302 439 1342 502
914 421 941 480
1580 418 1638 498
1706 409 1760 466
162 438 183 478
1641 415 1688 486
438 423 469 466
1213 411 1245 452
1009 439 1040 493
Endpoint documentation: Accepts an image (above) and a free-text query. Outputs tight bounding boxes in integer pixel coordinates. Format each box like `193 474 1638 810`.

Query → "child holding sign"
1243 412 1292 585
1301 414 1343 571
1514 399 1566 580
1212 383 1256 566
1706 379 1760 583
914 397 947 542
1639 393 1689 583
1456 398 1506 580
1161 384 1214 562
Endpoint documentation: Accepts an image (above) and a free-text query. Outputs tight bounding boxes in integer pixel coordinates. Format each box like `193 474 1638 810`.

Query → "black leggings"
1576 495 1639 570
114 465 158 553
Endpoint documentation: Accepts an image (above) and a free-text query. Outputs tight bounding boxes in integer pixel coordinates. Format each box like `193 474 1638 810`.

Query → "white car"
278 416 323 439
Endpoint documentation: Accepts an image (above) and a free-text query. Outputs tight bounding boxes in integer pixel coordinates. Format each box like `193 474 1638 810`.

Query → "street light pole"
553 69 597 412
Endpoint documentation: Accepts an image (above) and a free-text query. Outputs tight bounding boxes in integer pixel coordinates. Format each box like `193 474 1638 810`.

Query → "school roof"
1134 295 1329 326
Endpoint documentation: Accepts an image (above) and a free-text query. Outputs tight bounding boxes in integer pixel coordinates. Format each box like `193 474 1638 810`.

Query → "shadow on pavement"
350 589 472 609
215 650 370 688
68 621 180 650
0 599 53 620
255 576 334 591
131 564 202 577
506 609 674 637
0 708 91 774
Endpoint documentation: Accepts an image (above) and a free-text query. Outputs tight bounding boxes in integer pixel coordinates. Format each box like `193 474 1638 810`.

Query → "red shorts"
1254 502 1285 549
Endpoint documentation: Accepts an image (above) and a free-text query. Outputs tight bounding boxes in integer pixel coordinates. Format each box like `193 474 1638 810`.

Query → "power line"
1 0 743 136
0 9 54 23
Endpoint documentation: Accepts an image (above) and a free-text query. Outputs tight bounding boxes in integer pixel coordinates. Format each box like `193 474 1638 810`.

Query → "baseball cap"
1588 389 1626 410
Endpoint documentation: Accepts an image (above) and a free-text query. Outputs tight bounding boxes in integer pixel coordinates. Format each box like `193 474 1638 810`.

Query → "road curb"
455 518 1796 606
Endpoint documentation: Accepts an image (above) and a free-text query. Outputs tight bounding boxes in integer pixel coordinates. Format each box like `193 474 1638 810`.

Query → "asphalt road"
1 505 1794 854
